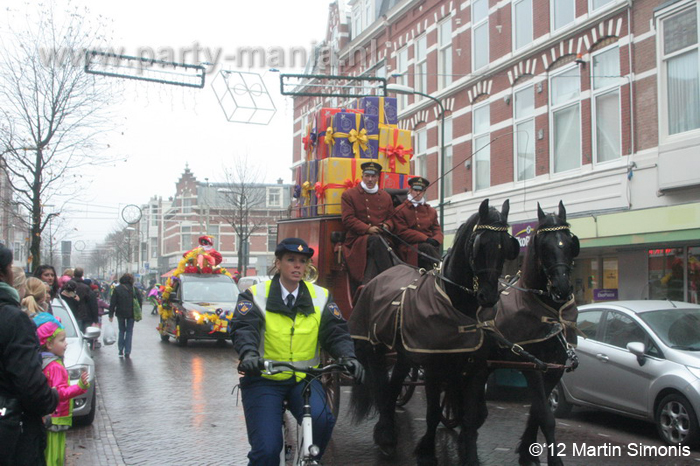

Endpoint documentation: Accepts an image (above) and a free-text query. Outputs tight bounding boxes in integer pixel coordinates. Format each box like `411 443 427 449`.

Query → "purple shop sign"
511 221 539 249
594 289 618 301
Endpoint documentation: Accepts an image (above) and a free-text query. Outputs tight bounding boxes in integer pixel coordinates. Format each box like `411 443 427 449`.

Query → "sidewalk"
66 380 125 466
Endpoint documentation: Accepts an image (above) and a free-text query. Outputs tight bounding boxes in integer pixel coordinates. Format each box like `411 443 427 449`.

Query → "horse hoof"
416 456 438 466
378 444 396 458
518 458 541 466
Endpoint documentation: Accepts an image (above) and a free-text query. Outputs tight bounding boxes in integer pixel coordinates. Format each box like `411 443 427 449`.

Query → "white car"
51 298 101 425
237 275 272 292
553 300 700 447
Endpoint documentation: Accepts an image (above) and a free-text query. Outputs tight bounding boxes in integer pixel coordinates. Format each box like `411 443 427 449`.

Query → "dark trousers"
417 242 441 270
117 317 134 355
240 376 335 466
362 235 396 284
0 414 47 466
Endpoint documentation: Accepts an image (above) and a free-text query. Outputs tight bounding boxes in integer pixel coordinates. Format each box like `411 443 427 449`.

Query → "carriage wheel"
396 366 419 407
321 370 341 417
440 389 460 429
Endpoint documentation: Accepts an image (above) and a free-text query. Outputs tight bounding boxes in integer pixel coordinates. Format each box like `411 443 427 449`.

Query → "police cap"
275 237 315 258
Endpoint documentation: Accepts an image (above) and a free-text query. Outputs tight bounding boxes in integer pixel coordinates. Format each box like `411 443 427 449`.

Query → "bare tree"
0 1 115 270
215 156 270 274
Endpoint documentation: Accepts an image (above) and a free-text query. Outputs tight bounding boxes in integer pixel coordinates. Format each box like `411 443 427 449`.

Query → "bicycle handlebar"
262 360 353 377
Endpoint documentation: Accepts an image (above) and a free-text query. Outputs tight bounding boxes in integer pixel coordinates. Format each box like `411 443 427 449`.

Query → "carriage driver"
232 237 365 465
341 161 397 284
394 176 443 270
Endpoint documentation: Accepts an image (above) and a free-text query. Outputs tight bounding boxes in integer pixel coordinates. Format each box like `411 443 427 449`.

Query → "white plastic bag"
102 321 116 346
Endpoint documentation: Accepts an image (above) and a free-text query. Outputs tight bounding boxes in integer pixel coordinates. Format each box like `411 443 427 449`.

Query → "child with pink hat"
34 313 90 466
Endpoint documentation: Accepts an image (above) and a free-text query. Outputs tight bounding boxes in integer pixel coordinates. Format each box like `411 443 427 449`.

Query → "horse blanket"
348 265 494 353
492 278 579 346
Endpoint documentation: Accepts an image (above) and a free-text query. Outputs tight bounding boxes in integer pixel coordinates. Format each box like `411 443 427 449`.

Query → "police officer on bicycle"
232 237 364 465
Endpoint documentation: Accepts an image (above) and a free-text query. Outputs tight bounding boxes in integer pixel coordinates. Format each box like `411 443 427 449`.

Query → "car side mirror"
627 341 646 366
84 326 101 340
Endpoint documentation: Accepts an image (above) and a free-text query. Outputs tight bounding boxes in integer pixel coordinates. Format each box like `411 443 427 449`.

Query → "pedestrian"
109 273 142 358
34 313 89 466
57 269 73 289
232 237 364 465
341 161 398 284
69 268 98 333
34 265 59 301
0 246 59 466
394 176 443 270
12 266 27 299
22 277 48 318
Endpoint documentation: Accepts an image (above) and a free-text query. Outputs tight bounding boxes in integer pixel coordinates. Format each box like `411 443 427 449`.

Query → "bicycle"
262 360 353 466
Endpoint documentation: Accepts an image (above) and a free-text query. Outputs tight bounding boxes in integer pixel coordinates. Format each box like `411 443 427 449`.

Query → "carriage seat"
384 188 408 208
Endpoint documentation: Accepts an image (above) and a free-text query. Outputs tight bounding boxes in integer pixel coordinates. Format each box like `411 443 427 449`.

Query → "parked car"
551 300 700 447
237 275 272 292
159 273 239 346
51 297 101 426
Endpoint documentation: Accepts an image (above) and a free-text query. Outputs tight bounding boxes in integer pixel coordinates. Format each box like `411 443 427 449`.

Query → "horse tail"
349 339 386 424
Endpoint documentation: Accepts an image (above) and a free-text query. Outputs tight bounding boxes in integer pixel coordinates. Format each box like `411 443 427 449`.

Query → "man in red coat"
394 176 443 270
341 161 397 284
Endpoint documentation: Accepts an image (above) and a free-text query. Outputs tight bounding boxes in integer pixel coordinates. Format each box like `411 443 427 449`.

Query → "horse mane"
521 214 570 289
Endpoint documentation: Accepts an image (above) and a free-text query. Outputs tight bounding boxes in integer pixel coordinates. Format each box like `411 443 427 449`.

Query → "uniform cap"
408 176 430 191
275 237 315 258
361 161 382 175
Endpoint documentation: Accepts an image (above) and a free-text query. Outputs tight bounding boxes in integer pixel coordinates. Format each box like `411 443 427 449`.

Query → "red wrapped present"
315 108 364 159
380 172 414 190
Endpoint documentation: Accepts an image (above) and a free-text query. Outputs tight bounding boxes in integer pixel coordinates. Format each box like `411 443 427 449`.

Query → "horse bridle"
465 223 511 293
535 225 575 300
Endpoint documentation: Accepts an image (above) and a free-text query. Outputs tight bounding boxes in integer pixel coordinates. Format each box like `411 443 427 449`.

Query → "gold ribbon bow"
325 126 335 148
301 181 312 206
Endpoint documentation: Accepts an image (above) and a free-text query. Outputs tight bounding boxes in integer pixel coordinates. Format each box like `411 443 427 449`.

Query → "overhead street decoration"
280 74 387 98
212 70 276 125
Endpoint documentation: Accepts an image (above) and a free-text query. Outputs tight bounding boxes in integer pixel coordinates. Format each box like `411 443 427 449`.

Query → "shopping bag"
102 321 116 346
133 295 142 322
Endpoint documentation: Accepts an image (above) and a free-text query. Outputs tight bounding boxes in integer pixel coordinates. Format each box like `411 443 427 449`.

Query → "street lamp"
386 83 446 237
125 227 135 272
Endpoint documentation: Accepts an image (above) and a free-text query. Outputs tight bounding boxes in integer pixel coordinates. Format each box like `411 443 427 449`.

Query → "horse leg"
373 355 412 457
518 370 565 466
458 368 488 466
414 374 441 466
539 370 566 466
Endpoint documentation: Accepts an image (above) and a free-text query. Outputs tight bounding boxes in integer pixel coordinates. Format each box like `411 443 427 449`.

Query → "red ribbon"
302 134 312 151
379 128 414 171
314 179 359 200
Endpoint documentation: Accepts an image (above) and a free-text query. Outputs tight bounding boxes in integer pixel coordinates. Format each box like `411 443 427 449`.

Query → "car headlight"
187 310 201 321
686 366 700 379
67 364 92 382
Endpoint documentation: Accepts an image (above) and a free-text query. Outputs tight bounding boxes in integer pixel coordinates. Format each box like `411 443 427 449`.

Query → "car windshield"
639 308 700 350
182 275 238 303
50 300 79 339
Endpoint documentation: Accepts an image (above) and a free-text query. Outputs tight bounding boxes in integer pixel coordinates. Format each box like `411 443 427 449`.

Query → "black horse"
348 198 520 465
491 201 580 466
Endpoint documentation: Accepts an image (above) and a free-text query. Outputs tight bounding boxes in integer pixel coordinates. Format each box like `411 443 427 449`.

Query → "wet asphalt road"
70 312 700 465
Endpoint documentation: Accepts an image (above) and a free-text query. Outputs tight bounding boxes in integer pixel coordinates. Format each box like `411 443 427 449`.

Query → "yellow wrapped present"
378 125 413 175
315 158 366 214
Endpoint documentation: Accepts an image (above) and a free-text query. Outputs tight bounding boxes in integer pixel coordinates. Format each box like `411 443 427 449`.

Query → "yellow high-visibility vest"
249 281 328 381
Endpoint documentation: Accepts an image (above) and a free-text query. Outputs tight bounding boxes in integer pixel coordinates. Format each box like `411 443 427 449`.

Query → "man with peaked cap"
394 176 443 270
341 161 398 284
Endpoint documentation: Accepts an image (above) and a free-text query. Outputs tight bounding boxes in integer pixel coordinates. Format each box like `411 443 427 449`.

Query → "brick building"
158 167 292 276
292 0 700 304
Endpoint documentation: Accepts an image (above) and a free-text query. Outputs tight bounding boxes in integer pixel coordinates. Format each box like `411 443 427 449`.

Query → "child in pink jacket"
35 313 90 466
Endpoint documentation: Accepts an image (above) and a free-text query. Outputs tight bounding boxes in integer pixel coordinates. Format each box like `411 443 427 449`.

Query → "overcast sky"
2 0 332 246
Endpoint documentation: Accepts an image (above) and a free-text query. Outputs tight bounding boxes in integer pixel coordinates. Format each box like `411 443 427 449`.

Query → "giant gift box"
362 114 380 159
301 160 319 217
330 111 374 159
358 96 398 126
377 125 413 175
301 117 316 161
315 108 364 159
315 157 365 215
380 172 414 190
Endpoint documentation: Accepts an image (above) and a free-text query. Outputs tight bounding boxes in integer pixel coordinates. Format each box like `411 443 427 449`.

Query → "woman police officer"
232 237 364 465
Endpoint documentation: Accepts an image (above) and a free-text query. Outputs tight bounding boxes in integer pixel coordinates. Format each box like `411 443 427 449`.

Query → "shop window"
572 257 598 304
648 247 685 301
689 246 699 304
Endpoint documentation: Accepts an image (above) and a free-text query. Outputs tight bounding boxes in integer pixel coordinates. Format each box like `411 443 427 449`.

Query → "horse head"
462 199 520 307
531 201 580 303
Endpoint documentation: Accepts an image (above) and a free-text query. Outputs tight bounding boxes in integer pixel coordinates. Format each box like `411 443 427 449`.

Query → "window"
592 46 621 163
364 0 372 30
649 247 687 302
151 206 158 226
472 0 489 70
513 0 533 51
552 0 575 31
267 187 282 208
207 224 220 248
268 226 277 252
514 85 535 181
438 19 452 89
150 238 158 258
601 312 647 350
473 103 490 190
659 5 700 136
182 198 193 214
181 226 191 250
353 5 362 38
578 310 604 339
550 66 581 173
414 127 428 177
396 47 409 110
443 118 453 197
415 35 428 95
591 0 615 11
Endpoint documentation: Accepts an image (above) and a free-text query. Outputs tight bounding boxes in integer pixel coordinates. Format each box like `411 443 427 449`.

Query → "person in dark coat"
0 246 59 466
71 268 98 332
394 176 443 270
341 161 397 284
108 273 142 358
232 238 363 465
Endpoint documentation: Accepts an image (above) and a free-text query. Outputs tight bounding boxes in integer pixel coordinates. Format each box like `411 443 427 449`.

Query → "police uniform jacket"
341 185 395 282
395 200 443 266
232 275 356 363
